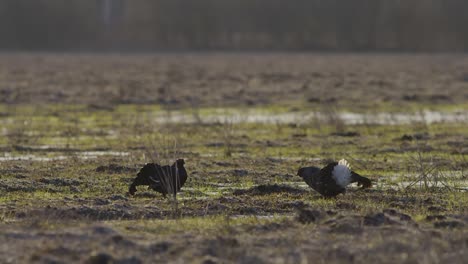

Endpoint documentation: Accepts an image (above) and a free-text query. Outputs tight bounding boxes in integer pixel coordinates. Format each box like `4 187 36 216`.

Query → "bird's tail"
338 159 351 169
351 172 372 188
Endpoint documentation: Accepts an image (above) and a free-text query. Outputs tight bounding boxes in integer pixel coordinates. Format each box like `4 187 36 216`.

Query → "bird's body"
297 159 371 197
129 159 188 197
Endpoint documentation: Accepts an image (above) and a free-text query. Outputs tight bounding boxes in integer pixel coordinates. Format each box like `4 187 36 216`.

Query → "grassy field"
0 53 467 263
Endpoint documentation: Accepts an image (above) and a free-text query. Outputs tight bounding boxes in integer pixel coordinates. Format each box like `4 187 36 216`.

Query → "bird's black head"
297 168 305 178
176 159 185 167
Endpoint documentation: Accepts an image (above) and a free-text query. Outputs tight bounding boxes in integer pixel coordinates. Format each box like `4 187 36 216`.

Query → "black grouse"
297 159 371 198
129 159 188 197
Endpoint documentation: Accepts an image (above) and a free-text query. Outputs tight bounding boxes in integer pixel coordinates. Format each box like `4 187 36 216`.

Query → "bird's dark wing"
317 173 345 197
129 160 188 196
129 163 164 195
159 163 186 194
298 163 344 197
149 164 173 194
314 162 345 197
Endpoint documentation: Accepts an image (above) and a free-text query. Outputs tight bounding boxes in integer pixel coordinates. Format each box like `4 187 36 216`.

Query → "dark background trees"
0 0 467 52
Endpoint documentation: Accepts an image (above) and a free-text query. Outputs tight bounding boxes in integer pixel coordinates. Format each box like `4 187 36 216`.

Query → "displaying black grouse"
297 159 371 198
129 159 188 197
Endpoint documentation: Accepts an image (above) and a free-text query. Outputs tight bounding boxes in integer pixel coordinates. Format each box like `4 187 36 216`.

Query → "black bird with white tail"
129 159 188 197
297 159 371 198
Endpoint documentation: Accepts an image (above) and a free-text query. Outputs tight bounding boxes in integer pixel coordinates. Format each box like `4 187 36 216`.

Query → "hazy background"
1 0 468 52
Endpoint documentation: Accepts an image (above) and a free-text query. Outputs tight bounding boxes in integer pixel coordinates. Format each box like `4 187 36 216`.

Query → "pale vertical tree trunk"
102 0 112 27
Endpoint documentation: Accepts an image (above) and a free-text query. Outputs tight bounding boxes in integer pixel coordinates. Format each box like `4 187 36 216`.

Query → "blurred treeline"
1 0 467 51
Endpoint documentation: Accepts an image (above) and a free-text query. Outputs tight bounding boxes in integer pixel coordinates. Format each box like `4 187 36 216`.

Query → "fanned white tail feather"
332 159 352 187
338 159 351 169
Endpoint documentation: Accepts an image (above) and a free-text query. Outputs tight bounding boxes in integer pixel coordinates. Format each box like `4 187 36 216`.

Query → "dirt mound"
426 214 467 229
399 132 430 141
15 205 163 221
330 131 360 137
0 179 38 192
295 208 325 224
295 208 418 234
38 177 81 187
434 220 465 229
322 215 365 234
364 209 415 227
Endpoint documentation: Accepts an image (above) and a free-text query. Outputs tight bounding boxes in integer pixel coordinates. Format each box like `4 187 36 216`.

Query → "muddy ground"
1 53 468 109
0 53 467 263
